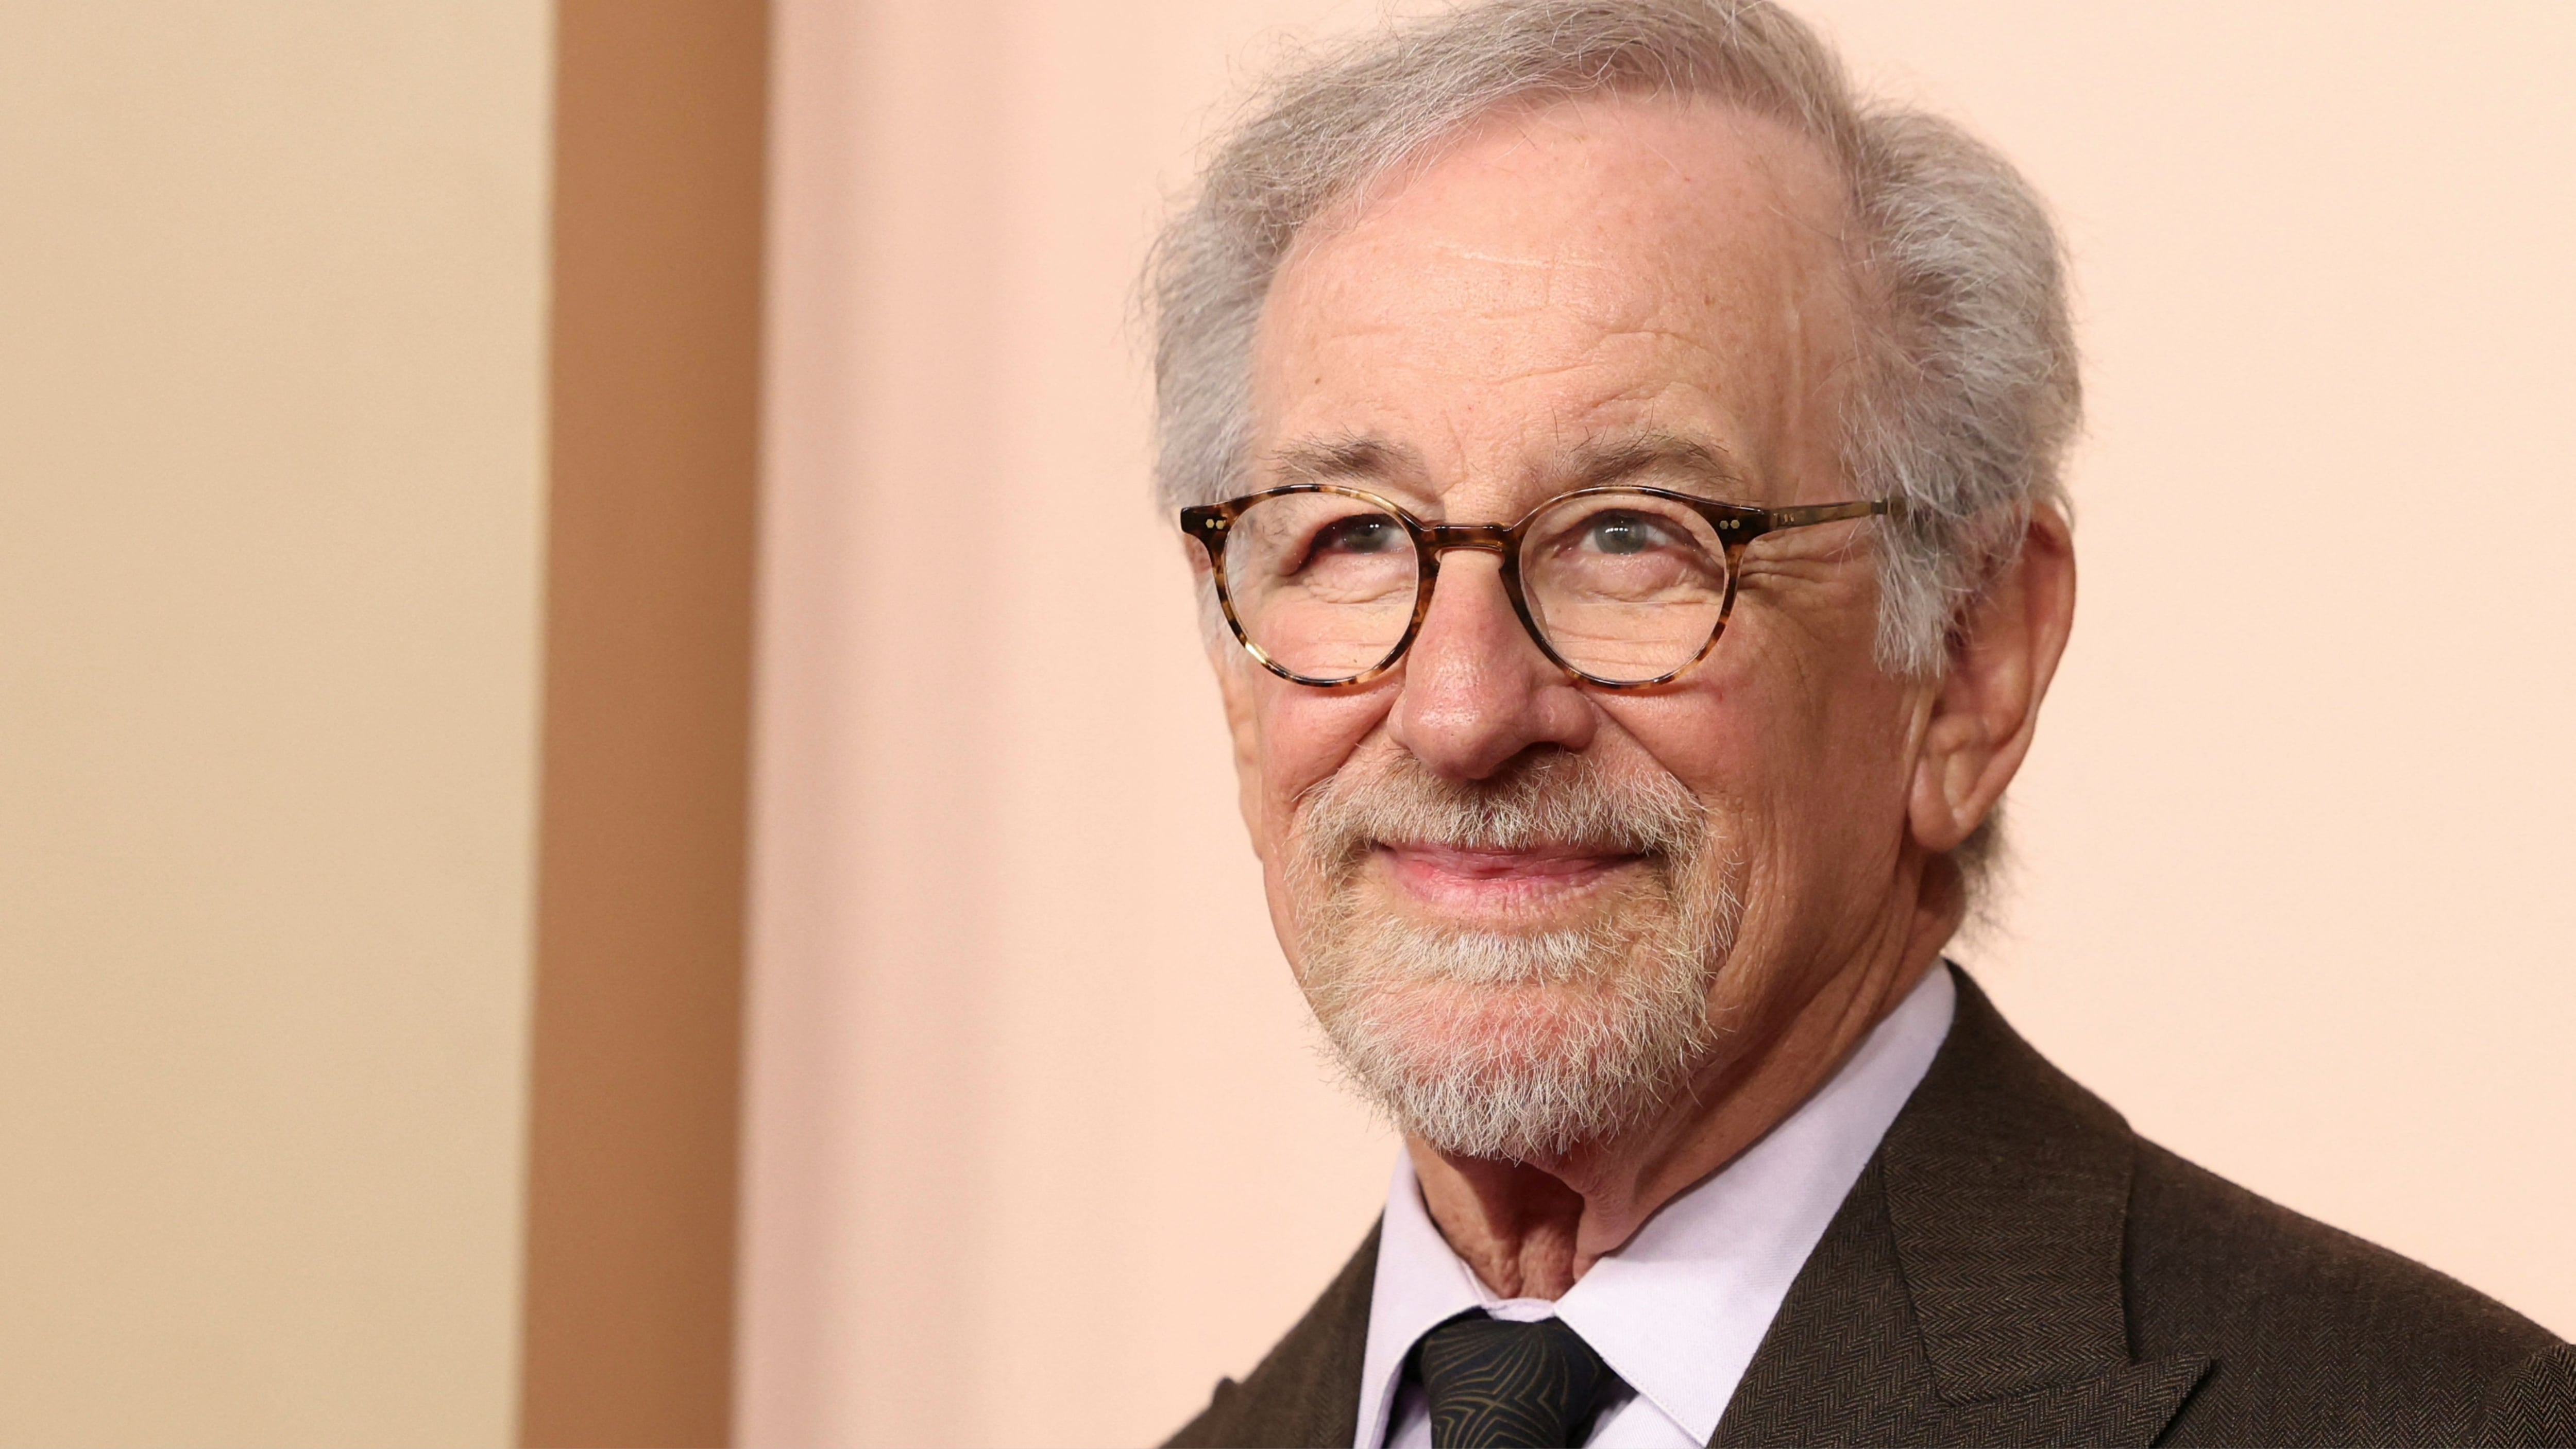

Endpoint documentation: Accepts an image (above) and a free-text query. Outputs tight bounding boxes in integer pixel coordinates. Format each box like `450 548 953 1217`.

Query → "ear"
1908 506 2077 854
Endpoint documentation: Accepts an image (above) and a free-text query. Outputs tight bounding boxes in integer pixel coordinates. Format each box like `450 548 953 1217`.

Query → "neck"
1409 859 1961 1300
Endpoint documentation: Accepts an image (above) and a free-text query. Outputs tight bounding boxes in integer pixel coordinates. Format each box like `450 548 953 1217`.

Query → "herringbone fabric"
1711 1158 2211 1446
1165 967 2576 1448
1416 1313 1614 1448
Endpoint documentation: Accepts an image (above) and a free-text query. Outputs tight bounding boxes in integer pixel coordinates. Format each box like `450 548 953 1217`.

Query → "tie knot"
1416 1312 1615 1448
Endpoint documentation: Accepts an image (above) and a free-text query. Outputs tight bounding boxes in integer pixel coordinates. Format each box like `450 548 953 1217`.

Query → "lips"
1376 840 1642 913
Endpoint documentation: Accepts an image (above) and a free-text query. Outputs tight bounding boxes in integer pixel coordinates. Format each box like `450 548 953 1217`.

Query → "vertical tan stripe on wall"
521 3 769 1445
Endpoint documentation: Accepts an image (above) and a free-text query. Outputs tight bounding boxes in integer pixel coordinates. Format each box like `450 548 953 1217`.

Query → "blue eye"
1311 515 1402 555
1583 510 1665 554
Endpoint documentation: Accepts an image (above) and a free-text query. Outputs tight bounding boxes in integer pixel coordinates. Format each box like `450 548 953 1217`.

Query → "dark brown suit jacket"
1169 969 2576 1447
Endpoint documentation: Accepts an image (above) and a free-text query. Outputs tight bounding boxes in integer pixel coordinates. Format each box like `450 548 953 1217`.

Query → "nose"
1385 551 1596 781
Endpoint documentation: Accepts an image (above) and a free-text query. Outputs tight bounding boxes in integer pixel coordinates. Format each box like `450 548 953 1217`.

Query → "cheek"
1247 679 1395 834
1596 638 1805 794
1738 669 1918 916
1601 641 1911 867
1244 679 1391 980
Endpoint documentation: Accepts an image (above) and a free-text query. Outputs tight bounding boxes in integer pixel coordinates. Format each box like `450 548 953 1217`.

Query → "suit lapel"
1715 969 2210 1447
1180 971 2213 1449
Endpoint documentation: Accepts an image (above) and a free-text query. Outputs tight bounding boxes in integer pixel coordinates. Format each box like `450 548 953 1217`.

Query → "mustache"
1294 748 1706 870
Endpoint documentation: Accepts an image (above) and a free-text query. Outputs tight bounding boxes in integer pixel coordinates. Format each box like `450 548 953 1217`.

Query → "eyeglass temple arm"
1755 498 1904 534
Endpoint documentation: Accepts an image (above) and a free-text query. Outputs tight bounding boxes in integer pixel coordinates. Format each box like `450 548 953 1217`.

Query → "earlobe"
1909 700 1994 854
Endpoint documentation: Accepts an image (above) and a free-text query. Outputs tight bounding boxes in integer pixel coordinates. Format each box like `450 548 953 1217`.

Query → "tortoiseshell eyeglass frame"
1180 483 1905 690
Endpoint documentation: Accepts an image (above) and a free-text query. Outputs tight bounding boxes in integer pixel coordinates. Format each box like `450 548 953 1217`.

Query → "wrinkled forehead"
1250 94 1862 510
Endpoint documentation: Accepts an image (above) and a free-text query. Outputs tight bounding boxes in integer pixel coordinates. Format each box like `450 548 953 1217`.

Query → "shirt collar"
1355 964 1957 1448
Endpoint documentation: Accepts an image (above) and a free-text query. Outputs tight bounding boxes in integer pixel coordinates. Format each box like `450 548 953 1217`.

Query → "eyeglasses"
1181 484 1900 688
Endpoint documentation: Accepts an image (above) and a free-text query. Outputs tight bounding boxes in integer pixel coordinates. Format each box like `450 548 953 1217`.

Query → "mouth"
1374 840 1648 915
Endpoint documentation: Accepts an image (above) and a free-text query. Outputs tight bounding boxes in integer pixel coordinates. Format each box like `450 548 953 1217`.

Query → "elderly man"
1146 3 2571 1447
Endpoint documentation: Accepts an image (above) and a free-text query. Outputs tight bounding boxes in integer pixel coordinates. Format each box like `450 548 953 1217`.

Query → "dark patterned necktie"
1417 1311 1617 1448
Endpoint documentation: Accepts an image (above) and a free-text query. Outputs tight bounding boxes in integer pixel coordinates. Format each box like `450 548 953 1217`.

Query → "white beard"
1288 752 1741 1162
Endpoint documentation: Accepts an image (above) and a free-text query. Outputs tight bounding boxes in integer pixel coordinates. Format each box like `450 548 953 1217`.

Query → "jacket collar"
1716 967 2210 1446
1169 968 2213 1449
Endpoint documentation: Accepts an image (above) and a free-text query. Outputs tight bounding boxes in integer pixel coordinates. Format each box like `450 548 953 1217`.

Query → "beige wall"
0 4 555 1445
742 3 2576 1447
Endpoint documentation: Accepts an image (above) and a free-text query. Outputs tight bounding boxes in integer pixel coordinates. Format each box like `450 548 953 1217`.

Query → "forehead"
1251 95 1858 505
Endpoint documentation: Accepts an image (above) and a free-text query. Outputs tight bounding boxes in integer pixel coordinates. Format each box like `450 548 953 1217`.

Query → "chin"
1302 926 1716 1163
1359 975 1619 1064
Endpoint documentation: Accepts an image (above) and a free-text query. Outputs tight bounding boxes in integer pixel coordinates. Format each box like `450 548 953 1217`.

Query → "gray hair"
1145 0 2077 676
1145 0 2077 900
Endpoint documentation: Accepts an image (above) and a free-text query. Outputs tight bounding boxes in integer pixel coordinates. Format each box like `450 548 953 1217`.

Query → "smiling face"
1218 95 1940 1161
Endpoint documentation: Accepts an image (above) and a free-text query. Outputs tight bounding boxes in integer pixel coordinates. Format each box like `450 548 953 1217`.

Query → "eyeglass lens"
1220 491 1733 685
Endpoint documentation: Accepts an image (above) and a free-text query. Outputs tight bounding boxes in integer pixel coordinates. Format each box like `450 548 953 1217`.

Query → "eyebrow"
1561 431 1746 497
1255 428 1746 505
1264 436 1422 489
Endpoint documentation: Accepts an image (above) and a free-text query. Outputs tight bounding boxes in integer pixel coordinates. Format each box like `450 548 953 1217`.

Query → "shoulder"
2125 1136 2572 1445
1164 1222 1380 1449
1907 969 2572 1445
